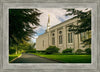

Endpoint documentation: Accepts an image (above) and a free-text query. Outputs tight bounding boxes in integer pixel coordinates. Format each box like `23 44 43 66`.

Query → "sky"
30 8 91 43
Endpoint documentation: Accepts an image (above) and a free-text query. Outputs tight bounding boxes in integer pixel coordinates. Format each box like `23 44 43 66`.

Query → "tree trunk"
16 45 18 54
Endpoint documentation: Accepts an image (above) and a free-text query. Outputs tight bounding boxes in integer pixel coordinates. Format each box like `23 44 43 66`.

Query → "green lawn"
9 54 21 62
32 53 91 63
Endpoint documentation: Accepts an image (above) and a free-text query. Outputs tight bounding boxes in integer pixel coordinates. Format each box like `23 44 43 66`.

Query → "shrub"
85 48 91 54
9 48 16 54
36 50 45 54
9 46 16 54
62 48 73 54
45 46 59 54
25 49 36 53
36 50 45 53
75 49 84 55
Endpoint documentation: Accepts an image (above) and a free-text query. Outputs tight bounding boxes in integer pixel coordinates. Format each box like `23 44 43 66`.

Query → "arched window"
52 33 55 36
59 31 62 34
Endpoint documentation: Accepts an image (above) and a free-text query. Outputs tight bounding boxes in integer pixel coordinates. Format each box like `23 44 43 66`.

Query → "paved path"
11 53 58 63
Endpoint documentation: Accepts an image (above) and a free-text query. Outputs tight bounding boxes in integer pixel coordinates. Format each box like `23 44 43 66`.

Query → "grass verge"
9 54 21 62
32 53 91 63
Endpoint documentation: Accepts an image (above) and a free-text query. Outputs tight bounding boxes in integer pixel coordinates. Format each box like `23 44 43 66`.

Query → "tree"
32 43 36 48
9 9 41 46
65 8 91 47
85 48 91 54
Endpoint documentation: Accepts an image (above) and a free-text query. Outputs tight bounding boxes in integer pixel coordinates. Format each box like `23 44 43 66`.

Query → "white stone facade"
36 17 90 52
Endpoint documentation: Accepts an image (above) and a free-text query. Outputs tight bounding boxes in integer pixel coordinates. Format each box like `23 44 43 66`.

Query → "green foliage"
85 48 91 54
75 49 84 55
36 50 46 54
17 42 34 50
9 47 16 54
25 49 36 53
65 8 91 33
45 46 59 54
32 43 36 48
9 54 21 62
65 8 91 47
62 48 73 54
9 42 35 54
9 9 41 45
9 45 18 54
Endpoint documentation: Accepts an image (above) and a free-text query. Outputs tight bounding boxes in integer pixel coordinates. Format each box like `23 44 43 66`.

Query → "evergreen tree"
65 8 91 47
9 9 41 46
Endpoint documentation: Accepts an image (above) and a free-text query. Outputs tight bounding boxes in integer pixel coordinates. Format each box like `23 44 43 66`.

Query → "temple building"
36 15 90 52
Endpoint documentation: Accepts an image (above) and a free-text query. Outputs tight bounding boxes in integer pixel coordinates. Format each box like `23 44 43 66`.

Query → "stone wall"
36 17 89 52
36 33 49 50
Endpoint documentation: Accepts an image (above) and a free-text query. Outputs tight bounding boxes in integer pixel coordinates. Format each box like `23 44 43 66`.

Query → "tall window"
52 33 55 45
59 31 63 44
80 32 89 41
59 35 62 44
52 37 55 45
68 33 73 43
80 33 84 41
43 40 44 48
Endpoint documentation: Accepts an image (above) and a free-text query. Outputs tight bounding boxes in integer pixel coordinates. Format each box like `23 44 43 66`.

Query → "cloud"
31 8 74 43
34 8 73 36
32 8 90 43
37 8 66 28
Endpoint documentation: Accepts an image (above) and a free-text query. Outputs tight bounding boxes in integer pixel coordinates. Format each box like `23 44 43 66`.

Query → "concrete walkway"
11 53 58 63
